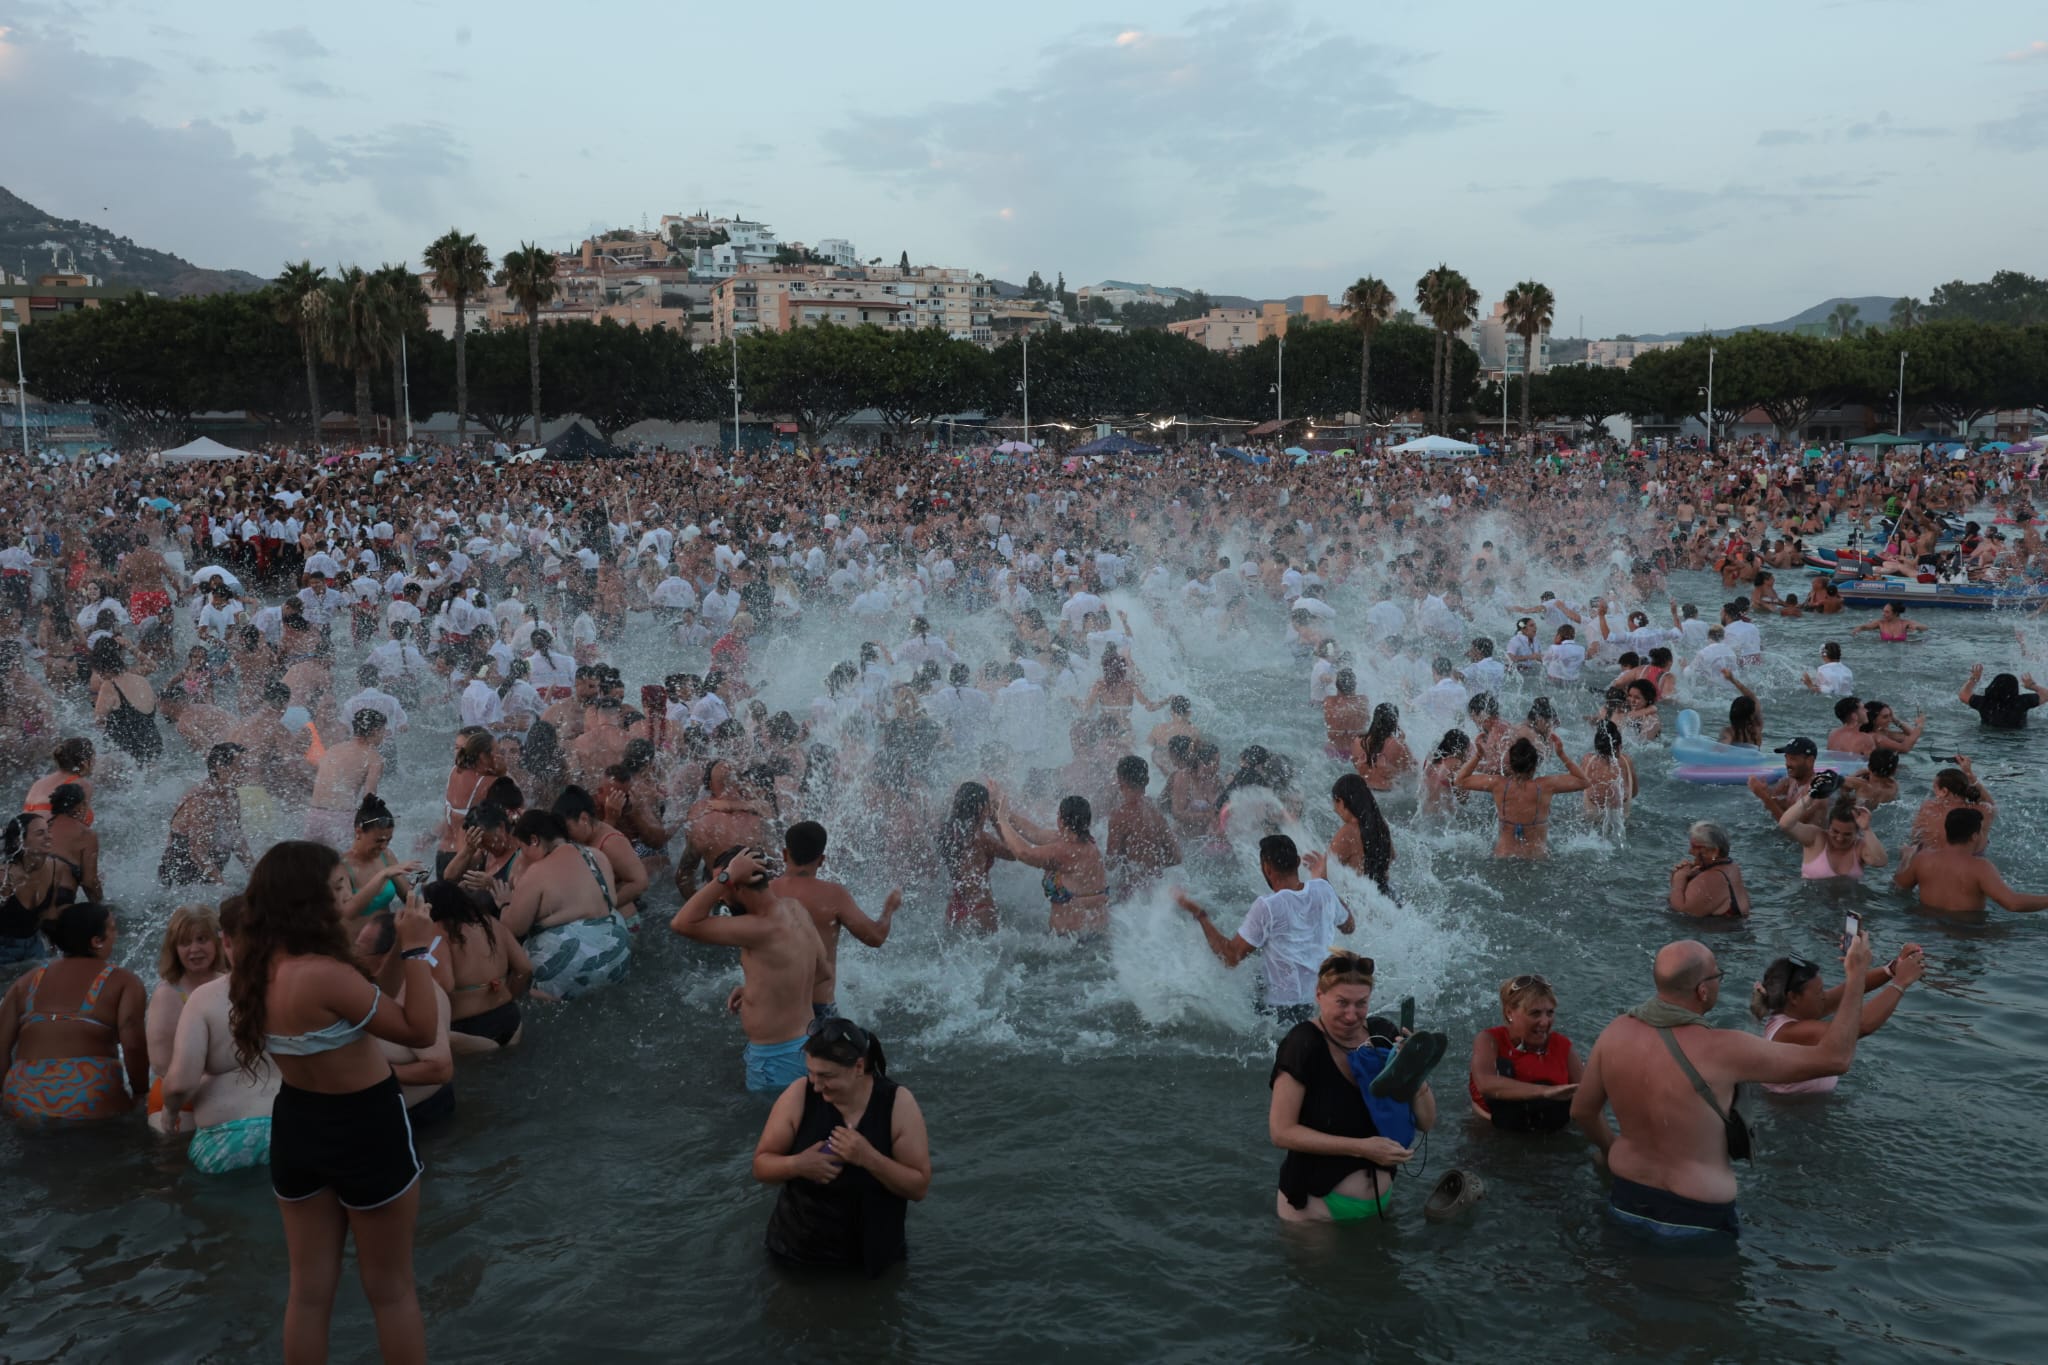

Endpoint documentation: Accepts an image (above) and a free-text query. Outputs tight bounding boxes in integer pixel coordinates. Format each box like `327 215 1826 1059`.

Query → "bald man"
1571 934 1872 1238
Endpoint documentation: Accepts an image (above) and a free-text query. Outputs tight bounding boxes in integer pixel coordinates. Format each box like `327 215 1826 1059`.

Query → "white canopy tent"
1389 434 1480 458
158 436 253 464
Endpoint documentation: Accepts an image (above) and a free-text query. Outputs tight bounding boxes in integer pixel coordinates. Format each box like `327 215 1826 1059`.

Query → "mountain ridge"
0 186 268 298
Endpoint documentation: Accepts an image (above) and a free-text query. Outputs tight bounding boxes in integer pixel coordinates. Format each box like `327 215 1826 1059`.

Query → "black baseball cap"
1773 737 1818 757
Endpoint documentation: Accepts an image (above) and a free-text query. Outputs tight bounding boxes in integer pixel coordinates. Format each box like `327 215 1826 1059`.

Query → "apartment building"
424 248 719 345
0 274 126 329
1255 294 1334 340
1076 280 1186 311
1583 337 1684 369
1463 300 1552 377
1166 306 1261 351
712 264 992 343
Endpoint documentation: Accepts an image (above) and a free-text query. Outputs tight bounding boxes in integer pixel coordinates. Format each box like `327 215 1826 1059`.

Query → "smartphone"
1842 910 1862 951
1399 997 1416 1033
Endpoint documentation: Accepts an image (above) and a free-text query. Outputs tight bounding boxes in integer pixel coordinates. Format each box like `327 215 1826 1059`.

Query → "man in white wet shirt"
1722 603 1763 664
1173 835 1356 1025
1543 625 1587 685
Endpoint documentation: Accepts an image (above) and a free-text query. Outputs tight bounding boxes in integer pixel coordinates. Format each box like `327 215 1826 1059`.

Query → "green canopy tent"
1844 433 1922 447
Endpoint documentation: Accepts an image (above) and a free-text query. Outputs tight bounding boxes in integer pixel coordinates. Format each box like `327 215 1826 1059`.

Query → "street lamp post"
1705 344 1717 454
1021 331 1030 446
1 299 25 460
1276 333 1285 428
1896 349 1909 436
729 338 741 454
400 331 414 445
1501 374 1509 450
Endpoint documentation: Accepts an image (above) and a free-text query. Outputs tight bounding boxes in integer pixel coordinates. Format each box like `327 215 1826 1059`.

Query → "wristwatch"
716 870 731 885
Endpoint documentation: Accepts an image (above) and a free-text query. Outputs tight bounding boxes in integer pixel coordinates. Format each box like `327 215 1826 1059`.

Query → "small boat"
1834 576 2048 610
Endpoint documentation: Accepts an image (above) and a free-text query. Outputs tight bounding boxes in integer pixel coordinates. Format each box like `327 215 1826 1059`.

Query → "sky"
3 0 2044 335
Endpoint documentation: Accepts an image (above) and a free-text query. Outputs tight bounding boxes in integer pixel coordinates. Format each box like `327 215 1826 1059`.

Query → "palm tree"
496 243 558 445
1414 268 1449 431
1827 301 1862 339
273 261 329 443
423 230 493 450
1502 280 1556 448
1889 296 1923 330
1342 276 1396 434
1417 266 1479 432
321 266 385 445
373 264 430 442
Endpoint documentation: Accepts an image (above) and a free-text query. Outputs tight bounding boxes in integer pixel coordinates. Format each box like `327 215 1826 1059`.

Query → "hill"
0 186 268 298
1638 296 1898 341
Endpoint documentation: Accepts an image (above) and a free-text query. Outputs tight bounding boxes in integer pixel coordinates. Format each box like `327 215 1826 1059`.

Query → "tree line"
6 253 2043 450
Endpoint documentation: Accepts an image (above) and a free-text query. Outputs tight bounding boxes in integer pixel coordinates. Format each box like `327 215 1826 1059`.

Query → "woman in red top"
1467 972 1581 1133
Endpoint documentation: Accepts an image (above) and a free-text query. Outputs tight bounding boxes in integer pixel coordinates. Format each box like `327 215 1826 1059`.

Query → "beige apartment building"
1583 337 1683 369
1257 295 1335 340
1166 306 1261 351
711 265 992 343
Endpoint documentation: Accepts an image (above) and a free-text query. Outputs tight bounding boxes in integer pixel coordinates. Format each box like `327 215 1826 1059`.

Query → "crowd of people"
1 429 2043 1361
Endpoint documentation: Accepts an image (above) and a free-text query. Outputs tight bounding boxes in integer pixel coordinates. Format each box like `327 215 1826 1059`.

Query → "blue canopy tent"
1217 446 1269 465
1070 433 1163 456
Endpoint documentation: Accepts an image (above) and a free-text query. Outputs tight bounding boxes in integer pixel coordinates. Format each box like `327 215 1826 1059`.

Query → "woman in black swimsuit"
0 814 83 967
88 638 162 766
1667 820 1753 919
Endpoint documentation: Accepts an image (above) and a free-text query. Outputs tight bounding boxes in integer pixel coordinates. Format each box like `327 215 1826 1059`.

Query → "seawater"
4 564 2046 1364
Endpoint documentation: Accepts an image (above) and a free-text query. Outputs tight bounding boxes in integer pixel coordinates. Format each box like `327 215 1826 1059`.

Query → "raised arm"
1873 713 1925 753
1451 743 1494 794
838 887 901 949
1718 935 1872 1083
1540 734 1589 794
1777 794 1825 846
1959 665 1983 706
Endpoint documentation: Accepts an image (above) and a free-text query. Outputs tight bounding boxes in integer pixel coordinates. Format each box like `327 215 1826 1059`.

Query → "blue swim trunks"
744 1035 808 1094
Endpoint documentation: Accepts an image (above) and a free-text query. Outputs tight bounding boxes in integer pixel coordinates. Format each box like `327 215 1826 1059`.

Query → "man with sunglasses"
1571 933 1872 1238
671 844 830 1093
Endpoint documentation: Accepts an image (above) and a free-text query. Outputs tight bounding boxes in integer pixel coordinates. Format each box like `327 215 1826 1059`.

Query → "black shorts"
271 1074 422 1210
449 998 521 1046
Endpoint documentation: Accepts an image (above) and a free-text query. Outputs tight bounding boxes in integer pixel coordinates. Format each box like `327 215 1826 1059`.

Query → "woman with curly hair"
228 840 440 1364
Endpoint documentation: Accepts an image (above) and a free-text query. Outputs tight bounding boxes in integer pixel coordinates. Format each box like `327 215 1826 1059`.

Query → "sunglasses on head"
809 1016 869 1055
1319 949 1375 978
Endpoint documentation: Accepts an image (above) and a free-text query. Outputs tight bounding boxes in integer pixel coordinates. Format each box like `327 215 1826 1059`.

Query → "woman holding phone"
1750 944 1924 1094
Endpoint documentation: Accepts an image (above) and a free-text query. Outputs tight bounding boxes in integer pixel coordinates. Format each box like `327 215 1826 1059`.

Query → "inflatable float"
1670 710 1863 785
1801 546 1885 578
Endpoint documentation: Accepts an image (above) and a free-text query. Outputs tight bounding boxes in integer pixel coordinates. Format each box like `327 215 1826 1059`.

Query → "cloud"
0 19 296 269
1976 93 2048 150
0 16 489 273
820 3 1472 267
285 123 478 223
1844 111 1943 141
2002 40 2048 63
1756 128 1812 146
1518 176 1875 248
255 26 330 61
